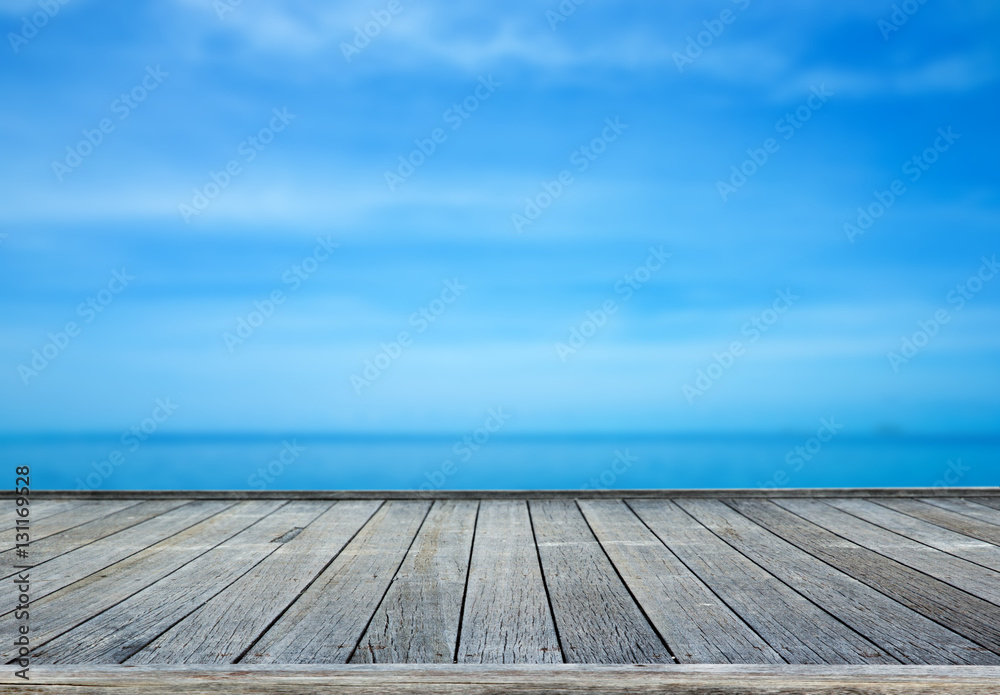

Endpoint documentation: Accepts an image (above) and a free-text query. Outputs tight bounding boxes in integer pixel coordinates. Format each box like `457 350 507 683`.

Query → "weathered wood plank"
922 498 1000 529
31 500 314 663
0 501 274 663
0 500 186 580
7 664 1000 695
972 497 1000 513
352 500 478 664
776 499 1000 605
457 500 561 664
530 499 672 664
21 499 91 522
11 500 139 543
11 486 1000 501
577 499 781 664
827 498 1000 573
676 498 996 665
629 498 892 664
1 500 90 533
876 498 1000 546
130 501 381 664
729 499 1000 657
243 500 429 664
0 500 234 619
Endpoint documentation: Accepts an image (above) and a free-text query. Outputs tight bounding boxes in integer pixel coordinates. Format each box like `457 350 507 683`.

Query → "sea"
1 433 996 492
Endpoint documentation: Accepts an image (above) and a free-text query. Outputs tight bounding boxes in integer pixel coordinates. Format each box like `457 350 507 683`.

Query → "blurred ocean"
2 434 995 492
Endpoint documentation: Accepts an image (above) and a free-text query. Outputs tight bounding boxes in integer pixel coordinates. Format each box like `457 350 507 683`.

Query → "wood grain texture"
457 500 562 664
12 500 139 543
676 498 996 665
353 500 478 664
0 501 274 664
242 500 430 664
130 500 381 664
530 499 672 664
0 500 185 580
0 500 234 619
577 499 781 664
776 499 1000 605
30 500 307 663
729 498 1000 656
7 664 1000 694
629 498 892 664
826 498 1000 573
922 498 1000 531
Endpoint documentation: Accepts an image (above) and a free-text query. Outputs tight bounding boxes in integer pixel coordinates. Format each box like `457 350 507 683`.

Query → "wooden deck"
4 488 1000 693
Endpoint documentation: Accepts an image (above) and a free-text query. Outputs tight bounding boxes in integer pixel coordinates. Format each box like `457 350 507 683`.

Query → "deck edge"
3 664 999 694
8 486 1000 499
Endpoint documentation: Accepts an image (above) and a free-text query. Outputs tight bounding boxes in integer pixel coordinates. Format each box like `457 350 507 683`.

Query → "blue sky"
1 0 998 436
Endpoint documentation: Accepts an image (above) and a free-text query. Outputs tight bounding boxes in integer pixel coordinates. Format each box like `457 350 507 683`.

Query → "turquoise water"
1 434 996 491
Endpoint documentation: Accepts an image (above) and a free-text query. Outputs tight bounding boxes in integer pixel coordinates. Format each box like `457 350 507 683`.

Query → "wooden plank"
827 498 1000 573
10 487 1000 501
243 500 429 664
777 499 1000 605
352 500 478 664
0 501 276 663
577 499 781 664
13 500 139 542
729 499 1000 657
876 498 1000 546
8 664 1000 695
972 497 1000 513
130 500 381 664
922 498 1000 529
629 498 892 664
0 500 186 580
0 500 235 618
456 500 562 664
529 499 672 664
22 499 91 522
1 500 89 533
677 498 996 665
31 500 315 663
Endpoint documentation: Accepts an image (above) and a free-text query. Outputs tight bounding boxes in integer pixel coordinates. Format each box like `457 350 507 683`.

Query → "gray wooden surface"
457 500 562 664
4 664 1000 694
10 491 1000 681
